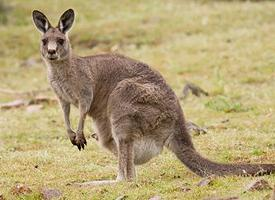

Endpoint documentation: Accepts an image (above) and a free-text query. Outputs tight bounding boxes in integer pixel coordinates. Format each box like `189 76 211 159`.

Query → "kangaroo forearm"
71 103 88 150
76 112 86 133
76 97 91 133
60 100 72 132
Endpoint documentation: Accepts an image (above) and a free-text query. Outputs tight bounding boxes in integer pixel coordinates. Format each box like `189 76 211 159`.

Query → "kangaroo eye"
57 38 65 45
42 39 48 46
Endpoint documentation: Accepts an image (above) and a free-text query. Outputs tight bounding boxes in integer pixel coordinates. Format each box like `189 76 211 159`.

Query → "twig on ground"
182 82 209 100
0 95 57 110
0 99 26 109
0 87 51 98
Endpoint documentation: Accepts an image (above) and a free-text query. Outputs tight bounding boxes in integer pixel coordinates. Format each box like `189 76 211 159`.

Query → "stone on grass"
149 195 161 200
26 104 43 113
41 188 62 200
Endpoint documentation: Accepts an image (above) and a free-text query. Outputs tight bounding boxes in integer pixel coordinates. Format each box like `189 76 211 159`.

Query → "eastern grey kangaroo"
32 9 275 185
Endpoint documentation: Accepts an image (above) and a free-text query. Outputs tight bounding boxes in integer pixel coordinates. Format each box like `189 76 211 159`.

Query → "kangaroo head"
32 9 74 62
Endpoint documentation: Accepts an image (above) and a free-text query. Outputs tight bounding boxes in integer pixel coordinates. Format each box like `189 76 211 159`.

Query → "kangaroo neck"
45 54 73 78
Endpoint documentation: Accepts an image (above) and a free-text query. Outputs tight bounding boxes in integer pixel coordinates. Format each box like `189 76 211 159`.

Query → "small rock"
41 188 62 200
149 195 161 200
245 179 272 192
11 183 32 195
197 177 215 187
26 104 43 113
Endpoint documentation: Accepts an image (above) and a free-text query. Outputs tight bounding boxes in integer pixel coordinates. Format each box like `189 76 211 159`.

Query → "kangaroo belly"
134 138 163 165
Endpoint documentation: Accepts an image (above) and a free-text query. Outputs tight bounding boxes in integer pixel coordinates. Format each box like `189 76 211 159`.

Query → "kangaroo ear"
32 10 52 33
58 9 75 33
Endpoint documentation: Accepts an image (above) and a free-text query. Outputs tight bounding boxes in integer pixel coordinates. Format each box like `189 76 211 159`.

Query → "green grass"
1 0 275 199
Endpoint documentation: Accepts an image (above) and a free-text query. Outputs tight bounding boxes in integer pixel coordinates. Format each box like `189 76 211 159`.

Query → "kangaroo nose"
48 49 56 55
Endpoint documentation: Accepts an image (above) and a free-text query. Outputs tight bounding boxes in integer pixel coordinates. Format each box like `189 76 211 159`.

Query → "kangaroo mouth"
47 55 58 61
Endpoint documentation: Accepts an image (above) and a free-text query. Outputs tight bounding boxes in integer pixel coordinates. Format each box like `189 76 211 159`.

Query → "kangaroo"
32 9 275 185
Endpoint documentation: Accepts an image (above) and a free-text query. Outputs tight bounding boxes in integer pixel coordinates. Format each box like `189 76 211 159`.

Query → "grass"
0 0 275 199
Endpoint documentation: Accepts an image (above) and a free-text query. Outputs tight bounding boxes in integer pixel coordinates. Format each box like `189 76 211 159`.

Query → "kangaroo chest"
50 77 79 106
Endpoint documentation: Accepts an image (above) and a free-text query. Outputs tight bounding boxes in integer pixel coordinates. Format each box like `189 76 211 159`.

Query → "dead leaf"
0 99 25 109
197 177 215 187
149 195 161 200
11 183 32 195
41 188 62 200
244 179 272 192
115 195 127 200
26 104 43 113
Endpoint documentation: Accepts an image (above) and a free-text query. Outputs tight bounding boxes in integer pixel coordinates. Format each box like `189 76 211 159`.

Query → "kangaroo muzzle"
47 41 58 60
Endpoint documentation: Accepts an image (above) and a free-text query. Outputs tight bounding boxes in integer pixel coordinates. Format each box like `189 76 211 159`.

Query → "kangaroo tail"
168 127 275 177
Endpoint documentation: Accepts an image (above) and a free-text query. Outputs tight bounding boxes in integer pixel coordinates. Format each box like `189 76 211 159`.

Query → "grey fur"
32 9 275 183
